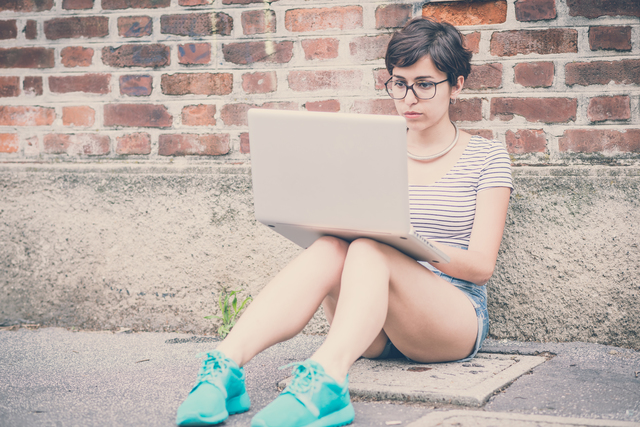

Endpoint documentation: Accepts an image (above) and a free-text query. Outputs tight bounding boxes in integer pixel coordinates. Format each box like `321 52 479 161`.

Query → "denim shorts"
373 246 489 363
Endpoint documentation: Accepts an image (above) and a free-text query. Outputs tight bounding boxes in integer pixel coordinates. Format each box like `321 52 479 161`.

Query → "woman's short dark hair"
385 18 472 86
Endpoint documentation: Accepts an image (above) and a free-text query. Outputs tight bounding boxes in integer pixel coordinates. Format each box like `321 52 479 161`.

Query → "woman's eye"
416 82 434 89
393 81 406 88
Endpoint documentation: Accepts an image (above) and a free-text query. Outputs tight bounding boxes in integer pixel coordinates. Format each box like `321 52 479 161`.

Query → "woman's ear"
450 75 464 102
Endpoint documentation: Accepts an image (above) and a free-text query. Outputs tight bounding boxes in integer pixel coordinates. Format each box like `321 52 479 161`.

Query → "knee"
347 238 386 258
309 235 349 259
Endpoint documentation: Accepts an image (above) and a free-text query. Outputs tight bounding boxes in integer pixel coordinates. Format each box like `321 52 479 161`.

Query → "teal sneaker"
176 350 250 426
251 360 354 427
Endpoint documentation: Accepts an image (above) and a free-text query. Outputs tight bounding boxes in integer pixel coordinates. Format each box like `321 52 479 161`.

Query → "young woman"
176 18 513 427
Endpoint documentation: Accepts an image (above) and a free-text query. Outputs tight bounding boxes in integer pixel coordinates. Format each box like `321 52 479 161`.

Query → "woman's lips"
404 111 422 119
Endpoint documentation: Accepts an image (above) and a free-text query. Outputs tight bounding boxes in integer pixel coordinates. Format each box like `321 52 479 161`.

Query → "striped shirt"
409 135 513 248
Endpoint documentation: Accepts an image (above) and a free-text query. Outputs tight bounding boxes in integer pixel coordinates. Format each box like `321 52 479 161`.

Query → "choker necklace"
407 122 459 161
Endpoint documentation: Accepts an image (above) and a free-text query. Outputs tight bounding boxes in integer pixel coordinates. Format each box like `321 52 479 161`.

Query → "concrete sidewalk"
1 327 639 426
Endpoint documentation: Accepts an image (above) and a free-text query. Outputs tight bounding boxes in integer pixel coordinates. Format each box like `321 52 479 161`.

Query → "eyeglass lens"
385 80 436 100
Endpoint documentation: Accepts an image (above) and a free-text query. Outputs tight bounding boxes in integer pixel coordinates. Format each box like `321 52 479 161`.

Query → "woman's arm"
430 186 511 286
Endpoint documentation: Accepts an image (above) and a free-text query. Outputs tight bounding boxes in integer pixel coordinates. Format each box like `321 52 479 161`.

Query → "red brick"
423 1 507 26
118 16 153 38
178 43 211 65
23 76 43 96
285 6 363 32
352 99 397 116
0 48 54 69
62 106 95 126
102 44 170 68
373 68 391 90
262 102 298 111
223 41 293 65
463 32 481 54
223 0 279 3
0 134 19 153
514 0 556 21
587 96 631 122
0 106 55 126
559 129 640 153
589 26 632 52
102 0 170 9
44 16 108 40
161 13 232 36
62 0 94 9
104 104 172 128
566 0 640 18
0 0 53 12
182 104 216 126
491 98 576 123
158 134 230 156
49 74 110 94
61 46 93 67
25 20 37 39
302 38 339 61
565 60 640 86
116 133 151 155
350 34 391 62
506 129 546 154
0 76 20 97
514 62 554 88
288 70 363 92
180 0 211 5
242 71 277 94
491 29 577 57
305 100 340 113
0 20 18 39
465 63 502 90
221 102 298 127
239 132 250 154
463 129 493 140
449 98 482 122
161 73 232 96
375 4 412 29
44 133 110 155
242 9 276 35
119 75 153 96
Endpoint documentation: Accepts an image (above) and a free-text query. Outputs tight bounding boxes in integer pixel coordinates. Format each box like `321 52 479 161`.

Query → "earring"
450 98 457 105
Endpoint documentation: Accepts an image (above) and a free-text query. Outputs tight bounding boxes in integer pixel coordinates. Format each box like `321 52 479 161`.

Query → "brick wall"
0 0 639 164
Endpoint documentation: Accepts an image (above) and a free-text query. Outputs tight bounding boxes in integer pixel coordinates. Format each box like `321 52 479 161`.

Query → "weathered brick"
375 4 412 29
24 136 39 156
102 0 170 9
102 44 170 68
491 29 577 56
464 129 494 140
0 134 19 153
423 1 507 26
491 97 576 123
25 20 37 39
179 0 211 5
285 6 363 32
242 9 276 35
301 38 339 61
120 75 153 96
449 98 482 122
0 106 55 126
161 73 232 96
587 96 631 122
350 35 391 62
222 41 293 65
463 32 481 54
161 13 232 36
62 106 95 126
305 100 340 113
506 129 546 154
178 43 211 65
589 26 632 52
514 0 556 21
465 63 502 90
43 133 110 155
158 134 230 156
116 133 151 155
62 0 94 9
0 20 18 39
514 62 554 88
223 0 278 3
44 16 109 40
118 16 153 38
559 129 640 153
0 0 53 12
220 102 297 126
49 74 110 94
239 132 250 154
182 104 216 126
351 99 396 115
61 46 93 67
565 60 640 86
288 70 363 92
0 48 54 69
104 104 172 128
373 68 391 90
242 71 277 94
566 0 640 18
0 76 20 97
23 76 43 96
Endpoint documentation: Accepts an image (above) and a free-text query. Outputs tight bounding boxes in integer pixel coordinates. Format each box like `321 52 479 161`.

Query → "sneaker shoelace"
194 351 231 397
280 361 322 416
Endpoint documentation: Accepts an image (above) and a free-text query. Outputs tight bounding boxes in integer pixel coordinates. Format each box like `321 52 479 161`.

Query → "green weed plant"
205 290 252 338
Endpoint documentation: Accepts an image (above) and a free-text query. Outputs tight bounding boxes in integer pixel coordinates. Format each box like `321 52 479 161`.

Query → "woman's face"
390 55 461 133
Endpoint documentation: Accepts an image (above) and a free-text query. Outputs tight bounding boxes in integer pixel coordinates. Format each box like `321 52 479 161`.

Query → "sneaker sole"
177 392 250 426
227 391 251 415
252 403 355 427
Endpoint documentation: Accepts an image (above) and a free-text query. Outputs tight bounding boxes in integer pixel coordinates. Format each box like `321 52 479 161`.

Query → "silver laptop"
247 109 450 264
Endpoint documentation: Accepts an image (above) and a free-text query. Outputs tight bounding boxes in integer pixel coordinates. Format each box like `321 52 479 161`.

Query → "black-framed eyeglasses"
385 77 448 100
